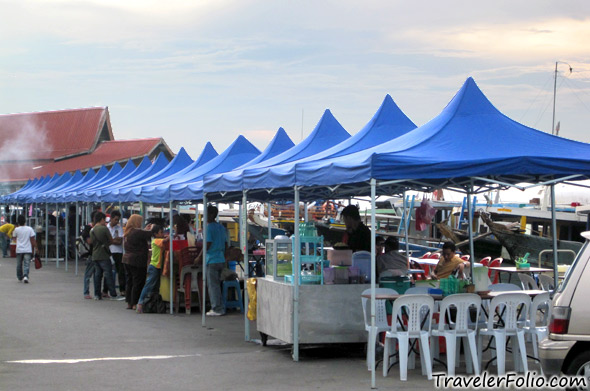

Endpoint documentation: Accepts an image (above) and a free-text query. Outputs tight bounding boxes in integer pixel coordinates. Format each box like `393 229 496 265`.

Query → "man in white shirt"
13 215 37 283
107 210 125 296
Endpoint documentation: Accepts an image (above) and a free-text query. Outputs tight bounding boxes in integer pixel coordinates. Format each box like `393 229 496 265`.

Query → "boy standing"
136 225 169 314
13 215 37 283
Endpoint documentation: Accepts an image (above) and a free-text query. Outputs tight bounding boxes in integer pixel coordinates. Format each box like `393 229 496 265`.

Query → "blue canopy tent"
82 156 153 202
98 152 178 203
23 172 75 203
205 94 416 202
38 170 86 203
12 173 69 203
46 164 114 203
55 163 123 203
104 146 197 203
2 175 47 203
66 159 139 202
138 135 261 204
203 109 350 200
178 127 298 202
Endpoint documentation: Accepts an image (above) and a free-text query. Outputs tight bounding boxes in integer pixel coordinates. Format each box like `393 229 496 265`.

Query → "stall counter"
256 278 368 344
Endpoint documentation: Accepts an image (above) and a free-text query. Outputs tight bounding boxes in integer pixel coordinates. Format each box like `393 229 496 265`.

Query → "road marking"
7 354 201 364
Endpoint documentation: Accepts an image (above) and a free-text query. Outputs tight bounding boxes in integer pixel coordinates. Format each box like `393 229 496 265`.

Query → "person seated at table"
341 205 371 253
377 237 408 279
431 242 469 279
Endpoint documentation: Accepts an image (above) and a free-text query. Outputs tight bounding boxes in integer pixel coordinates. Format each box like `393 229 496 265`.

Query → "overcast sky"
1 0 589 159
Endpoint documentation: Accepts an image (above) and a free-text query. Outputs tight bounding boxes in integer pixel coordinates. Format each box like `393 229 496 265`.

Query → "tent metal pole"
370 179 377 389
45 204 49 264
242 191 250 341
169 201 174 315
75 201 79 275
65 203 69 271
201 194 208 327
293 186 301 361
467 188 475 282
551 185 559 288
304 202 308 222
403 192 410 267
267 202 272 241
56 203 60 268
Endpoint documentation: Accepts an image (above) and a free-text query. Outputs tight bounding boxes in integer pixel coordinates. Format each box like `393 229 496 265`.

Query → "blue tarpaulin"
138 135 261 203
205 94 416 199
204 109 350 197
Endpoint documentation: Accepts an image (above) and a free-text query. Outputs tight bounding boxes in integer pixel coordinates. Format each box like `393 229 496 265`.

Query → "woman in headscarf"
122 214 153 310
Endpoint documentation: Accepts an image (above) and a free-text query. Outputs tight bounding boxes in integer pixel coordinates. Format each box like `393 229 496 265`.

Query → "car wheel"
565 351 590 391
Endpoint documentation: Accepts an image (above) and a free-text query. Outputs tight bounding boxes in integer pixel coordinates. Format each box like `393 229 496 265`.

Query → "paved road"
0 257 435 390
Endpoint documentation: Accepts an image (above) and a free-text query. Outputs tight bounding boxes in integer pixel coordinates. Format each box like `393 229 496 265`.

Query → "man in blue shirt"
199 205 227 316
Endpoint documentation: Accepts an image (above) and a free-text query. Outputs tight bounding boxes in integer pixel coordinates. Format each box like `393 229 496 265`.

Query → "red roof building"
0 107 174 193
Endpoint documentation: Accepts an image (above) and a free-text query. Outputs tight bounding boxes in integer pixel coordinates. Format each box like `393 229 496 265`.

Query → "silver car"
539 232 590 383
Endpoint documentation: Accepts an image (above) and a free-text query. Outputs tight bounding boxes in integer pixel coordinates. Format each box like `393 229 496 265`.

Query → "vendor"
431 242 468 279
377 237 408 278
341 205 371 253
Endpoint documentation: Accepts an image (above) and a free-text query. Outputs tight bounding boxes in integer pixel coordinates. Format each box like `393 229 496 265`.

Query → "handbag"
34 252 42 269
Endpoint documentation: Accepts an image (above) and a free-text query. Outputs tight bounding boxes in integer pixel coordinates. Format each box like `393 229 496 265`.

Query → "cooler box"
379 276 410 294
379 276 410 314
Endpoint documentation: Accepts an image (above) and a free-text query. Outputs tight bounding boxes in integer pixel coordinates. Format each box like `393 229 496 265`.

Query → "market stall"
257 232 369 344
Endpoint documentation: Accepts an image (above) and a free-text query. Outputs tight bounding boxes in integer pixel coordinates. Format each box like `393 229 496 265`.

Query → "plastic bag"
246 278 257 321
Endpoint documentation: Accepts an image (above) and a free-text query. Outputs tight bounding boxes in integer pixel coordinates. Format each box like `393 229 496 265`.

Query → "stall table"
488 266 553 284
257 278 369 344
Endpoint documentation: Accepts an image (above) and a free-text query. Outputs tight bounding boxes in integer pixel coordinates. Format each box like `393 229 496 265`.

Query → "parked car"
539 232 590 381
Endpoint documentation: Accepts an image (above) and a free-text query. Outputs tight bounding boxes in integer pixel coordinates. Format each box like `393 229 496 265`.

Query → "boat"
480 212 582 267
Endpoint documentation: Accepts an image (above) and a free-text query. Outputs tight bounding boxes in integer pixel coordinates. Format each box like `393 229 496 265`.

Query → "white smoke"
0 116 51 185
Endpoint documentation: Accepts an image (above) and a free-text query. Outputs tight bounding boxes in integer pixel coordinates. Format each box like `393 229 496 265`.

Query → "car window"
557 241 589 293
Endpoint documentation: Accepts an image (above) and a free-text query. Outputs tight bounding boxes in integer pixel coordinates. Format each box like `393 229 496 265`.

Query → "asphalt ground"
0 256 515 391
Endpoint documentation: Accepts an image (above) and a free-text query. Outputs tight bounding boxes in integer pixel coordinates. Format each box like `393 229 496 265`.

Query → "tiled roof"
0 107 110 161
33 139 169 178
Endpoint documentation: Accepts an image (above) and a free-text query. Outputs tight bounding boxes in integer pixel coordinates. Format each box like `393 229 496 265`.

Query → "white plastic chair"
361 288 398 371
523 292 552 365
478 292 531 375
431 294 481 376
383 294 434 381
538 274 555 291
518 273 539 290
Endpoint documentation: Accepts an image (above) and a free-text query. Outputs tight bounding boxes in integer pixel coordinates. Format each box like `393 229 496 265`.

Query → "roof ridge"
0 106 107 117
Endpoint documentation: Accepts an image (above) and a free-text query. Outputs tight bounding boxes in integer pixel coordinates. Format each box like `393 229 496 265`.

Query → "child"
136 225 169 314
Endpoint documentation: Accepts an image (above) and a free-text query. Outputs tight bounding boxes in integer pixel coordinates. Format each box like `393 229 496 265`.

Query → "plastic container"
379 276 410 294
348 266 360 284
323 267 335 284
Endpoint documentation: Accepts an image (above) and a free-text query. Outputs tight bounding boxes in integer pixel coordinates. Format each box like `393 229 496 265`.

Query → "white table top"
413 257 440 266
